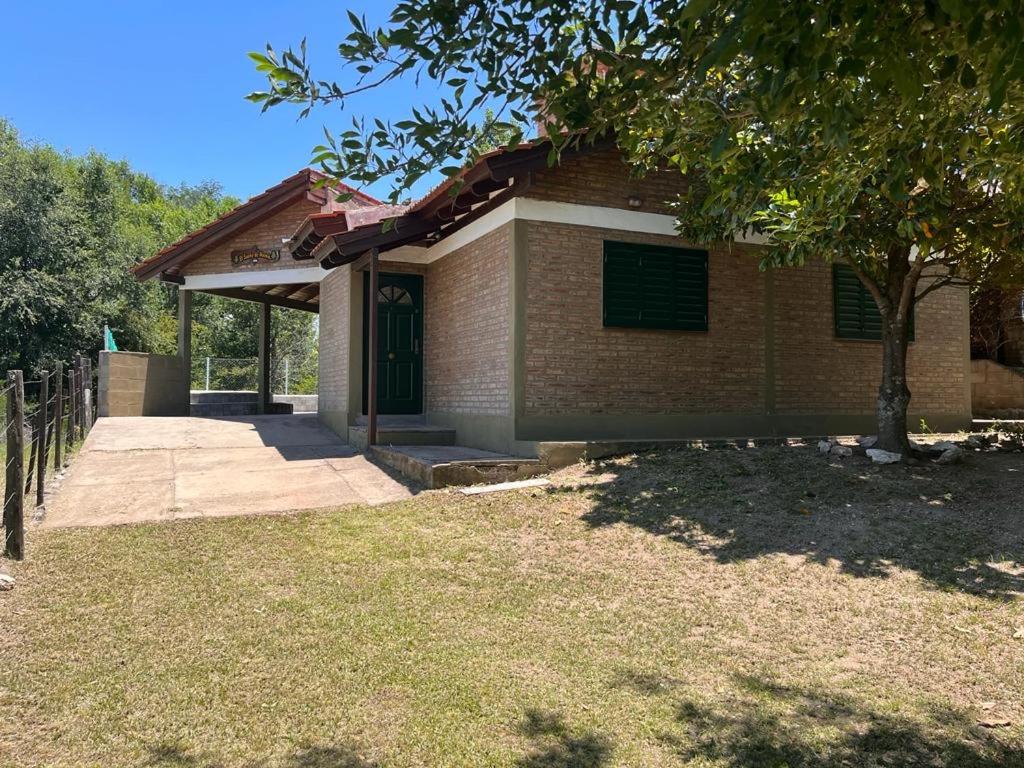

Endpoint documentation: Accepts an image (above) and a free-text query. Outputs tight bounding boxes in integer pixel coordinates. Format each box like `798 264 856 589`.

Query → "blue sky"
1 2 436 202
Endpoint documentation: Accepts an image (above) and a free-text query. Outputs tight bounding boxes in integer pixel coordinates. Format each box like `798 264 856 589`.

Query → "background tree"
0 119 319 393
251 0 1024 455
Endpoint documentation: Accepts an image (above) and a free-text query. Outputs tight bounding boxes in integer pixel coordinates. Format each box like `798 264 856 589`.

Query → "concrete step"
369 444 546 489
191 390 258 405
354 413 427 427
189 402 259 418
348 424 456 452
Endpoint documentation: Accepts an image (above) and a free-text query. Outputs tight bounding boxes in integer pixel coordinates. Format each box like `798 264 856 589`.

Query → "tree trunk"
876 316 913 455
872 245 920 456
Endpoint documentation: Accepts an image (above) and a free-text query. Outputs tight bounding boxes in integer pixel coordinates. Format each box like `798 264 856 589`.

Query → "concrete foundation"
369 444 545 489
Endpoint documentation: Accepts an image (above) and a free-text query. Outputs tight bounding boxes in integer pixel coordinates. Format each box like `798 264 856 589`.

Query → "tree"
469 107 525 154
250 1 1024 454
0 119 240 372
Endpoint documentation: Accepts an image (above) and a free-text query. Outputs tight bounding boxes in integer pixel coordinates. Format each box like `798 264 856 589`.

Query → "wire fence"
3 355 95 561
190 356 317 395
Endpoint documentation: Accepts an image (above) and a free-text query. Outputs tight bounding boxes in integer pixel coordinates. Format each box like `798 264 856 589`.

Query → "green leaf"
959 63 978 88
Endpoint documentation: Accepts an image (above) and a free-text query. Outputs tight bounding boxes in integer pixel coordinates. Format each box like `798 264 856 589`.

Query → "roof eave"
133 170 321 281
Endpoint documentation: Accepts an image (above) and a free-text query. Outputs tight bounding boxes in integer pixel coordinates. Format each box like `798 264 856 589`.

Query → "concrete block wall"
972 358 1024 415
999 291 1024 366
98 351 188 417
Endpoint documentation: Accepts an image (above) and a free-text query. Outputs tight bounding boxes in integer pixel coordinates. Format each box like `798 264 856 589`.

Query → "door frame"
361 271 424 415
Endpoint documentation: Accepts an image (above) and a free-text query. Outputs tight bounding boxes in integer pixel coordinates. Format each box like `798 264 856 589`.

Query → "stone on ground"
867 448 903 465
935 445 965 465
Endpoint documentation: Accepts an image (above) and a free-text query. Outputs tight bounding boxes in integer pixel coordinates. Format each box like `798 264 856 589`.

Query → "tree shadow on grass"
622 671 1021 767
568 445 1024 599
515 709 613 768
139 740 377 768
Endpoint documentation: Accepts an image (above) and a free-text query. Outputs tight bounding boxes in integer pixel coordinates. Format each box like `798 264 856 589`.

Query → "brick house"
133 139 972 458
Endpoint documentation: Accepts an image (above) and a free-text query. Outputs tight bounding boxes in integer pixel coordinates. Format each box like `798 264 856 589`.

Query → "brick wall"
773 260 969 417
530 148 687 216
180 199 322 276
522 222 969 424
425 223 511 416
524 223 766 415
318 265 350 423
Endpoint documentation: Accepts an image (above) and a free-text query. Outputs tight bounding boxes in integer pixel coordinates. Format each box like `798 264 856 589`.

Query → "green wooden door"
363 273 423 415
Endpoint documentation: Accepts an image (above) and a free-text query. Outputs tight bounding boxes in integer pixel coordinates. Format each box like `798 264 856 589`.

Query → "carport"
125 168 381 417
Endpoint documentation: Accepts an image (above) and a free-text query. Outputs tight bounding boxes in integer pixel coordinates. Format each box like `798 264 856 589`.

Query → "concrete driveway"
43 415 413 528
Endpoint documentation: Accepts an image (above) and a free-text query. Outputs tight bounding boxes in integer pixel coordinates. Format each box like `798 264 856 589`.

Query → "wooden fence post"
53 361 63 470
4 370 25 560
36 371 48 507
67 363 77 449
75 354 84 440
82 356 93 434
24 413 37 497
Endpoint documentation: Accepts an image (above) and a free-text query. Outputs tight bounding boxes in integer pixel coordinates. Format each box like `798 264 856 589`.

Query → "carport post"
367 248 379 447
178 288 192 411
257 300 271 415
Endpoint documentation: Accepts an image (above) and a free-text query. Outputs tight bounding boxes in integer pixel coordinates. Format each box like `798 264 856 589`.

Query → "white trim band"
408 198 765 264
181 265 324 291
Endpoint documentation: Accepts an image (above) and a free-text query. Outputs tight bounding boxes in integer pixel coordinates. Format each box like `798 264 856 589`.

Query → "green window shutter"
603 241 709 331
833 264 914 341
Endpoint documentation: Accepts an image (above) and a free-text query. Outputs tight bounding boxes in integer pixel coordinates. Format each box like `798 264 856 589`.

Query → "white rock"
935 445 965 465
857 435 878 449
930 440 958 453
867 448 903 465
0 573 13 591
818 440 834 455
830 444 854 458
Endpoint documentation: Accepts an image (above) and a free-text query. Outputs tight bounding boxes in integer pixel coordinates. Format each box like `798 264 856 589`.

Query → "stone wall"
97 351 189 417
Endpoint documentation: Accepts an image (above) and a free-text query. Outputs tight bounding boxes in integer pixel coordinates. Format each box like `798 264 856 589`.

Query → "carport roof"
132 169 382 282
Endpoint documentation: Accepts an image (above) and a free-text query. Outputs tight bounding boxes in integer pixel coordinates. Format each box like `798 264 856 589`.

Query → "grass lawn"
1 445 1022 767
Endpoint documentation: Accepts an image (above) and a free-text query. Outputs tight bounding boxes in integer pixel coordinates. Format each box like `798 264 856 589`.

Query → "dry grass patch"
0 444 1022 767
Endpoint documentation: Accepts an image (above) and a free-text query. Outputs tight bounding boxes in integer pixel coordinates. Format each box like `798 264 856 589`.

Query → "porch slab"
369 444 546 489
42 415 415 528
